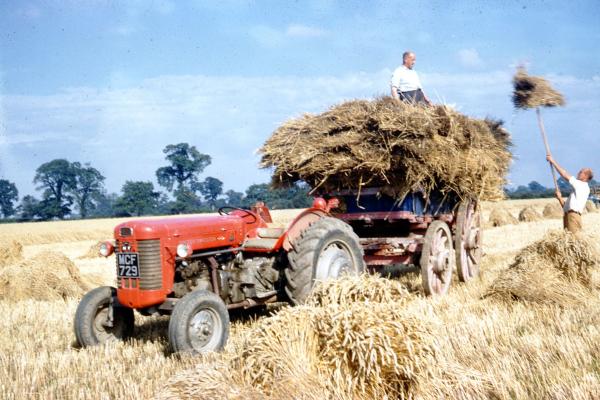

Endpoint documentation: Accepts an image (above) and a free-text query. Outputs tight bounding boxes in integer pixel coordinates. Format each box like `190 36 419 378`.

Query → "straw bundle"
78 241 103 259
585 200 597 213
0 251 91 301
260 97 512 201
160 276 439 400
488 208 518 227
512 67 565 109
518 206 542 222
543 202 563 219
486 231 600 305
0 240 23 268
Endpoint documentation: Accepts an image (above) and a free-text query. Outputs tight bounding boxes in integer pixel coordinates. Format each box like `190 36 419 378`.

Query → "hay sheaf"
159 276 439 400
512 67 565 109
543 202 564 219
488 208 518 227
486 231 600 305
0 251 91 301
0 240 23 268
585 200 597 213
78 241 103 259
260 97 512 201
518 206 543 222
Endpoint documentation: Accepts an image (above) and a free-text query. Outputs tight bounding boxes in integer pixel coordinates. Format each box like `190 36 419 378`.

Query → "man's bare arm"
546 154 572 181
391 85 399 100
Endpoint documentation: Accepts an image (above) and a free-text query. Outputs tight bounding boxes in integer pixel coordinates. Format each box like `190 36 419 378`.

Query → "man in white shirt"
390 51 431 106
546 154 593 233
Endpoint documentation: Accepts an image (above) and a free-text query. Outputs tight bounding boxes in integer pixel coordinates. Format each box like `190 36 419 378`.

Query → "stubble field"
1 198 600 399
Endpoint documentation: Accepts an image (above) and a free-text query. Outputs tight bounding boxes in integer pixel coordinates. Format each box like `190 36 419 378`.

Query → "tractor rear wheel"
168 289 229 354
420 220 454 296
285 217 365 305
74 286 134 347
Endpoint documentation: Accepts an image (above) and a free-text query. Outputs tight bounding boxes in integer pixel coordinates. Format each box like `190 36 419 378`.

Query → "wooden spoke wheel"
454 200 482 282
420 220 454 296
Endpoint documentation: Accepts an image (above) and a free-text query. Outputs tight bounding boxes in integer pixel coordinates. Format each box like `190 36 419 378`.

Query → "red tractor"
74 189 481 354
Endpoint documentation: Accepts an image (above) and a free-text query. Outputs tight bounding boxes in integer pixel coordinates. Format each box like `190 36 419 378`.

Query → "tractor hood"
114 215 245 245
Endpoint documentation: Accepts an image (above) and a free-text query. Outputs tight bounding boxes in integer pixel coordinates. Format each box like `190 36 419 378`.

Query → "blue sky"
1 0 599 199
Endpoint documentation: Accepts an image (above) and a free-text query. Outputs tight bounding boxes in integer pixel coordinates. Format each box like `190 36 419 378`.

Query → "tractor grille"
116 239 163 290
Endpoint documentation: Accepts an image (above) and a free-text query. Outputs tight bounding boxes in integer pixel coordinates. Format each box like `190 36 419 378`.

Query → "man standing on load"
546 154 593 233
390 51 432 106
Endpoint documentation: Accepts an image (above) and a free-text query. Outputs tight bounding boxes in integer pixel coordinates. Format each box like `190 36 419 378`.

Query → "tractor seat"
256 227 285 239
243 238 279 250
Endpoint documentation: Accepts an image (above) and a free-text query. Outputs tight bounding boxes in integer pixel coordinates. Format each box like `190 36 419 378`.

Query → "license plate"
117 252 140 278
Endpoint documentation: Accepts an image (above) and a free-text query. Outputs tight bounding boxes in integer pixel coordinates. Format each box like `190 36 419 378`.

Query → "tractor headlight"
99 241 115 257
177 243 191 258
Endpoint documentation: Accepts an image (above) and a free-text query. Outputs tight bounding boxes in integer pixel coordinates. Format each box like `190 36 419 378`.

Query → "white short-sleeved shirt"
390 65 423 92
564 176 590 213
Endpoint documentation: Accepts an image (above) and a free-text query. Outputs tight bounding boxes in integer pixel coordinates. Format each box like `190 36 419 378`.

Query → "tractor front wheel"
74 286 134 347
285 217 365 305
168 290 229 354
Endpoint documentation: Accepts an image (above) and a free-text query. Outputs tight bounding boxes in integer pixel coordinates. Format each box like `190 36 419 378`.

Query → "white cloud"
249 25 285 48
285 24 327 38
16 4 42 19
250 24 328 47
457 48 484 68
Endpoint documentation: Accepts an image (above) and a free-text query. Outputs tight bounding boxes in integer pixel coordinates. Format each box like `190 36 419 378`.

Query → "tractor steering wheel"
217 206 258 223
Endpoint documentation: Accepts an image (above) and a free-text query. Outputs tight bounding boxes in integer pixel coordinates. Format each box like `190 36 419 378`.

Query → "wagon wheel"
420 220 454 296
454 200 482 282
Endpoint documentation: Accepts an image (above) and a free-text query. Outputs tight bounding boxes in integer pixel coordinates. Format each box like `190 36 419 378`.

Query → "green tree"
156 143 211 191
19 195 40 221
88 191 118 218
115 181 161 217
170 187 202 214
198 177 223 209
224 190 244 207
0 179 19 218
33 159 76 219
70 162 105 218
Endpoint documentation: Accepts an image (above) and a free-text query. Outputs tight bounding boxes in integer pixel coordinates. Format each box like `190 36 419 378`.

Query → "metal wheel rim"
93 306 122 342
315 241 355 281
189 308 222 351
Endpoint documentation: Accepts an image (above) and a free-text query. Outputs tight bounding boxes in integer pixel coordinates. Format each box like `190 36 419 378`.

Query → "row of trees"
0 143 312 222
505 178 599 199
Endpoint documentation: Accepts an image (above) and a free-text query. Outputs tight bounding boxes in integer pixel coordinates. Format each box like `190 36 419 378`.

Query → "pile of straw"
512 67 565 109
486 231 600 305
585 200 597 213
78 241 103 259
0 240 23 268
159 275 440 400
543 202 564 219
0 251 91 301
260 97 512 201
488 208 518 227
518 206 542 222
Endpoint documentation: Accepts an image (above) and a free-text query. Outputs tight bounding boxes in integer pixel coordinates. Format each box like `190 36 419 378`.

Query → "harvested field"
2 203 600 399
0 240 23 267
260 97 512 201
518 205 542 222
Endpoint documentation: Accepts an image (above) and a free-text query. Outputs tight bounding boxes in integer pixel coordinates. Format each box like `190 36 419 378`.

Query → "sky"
1 0 599 199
